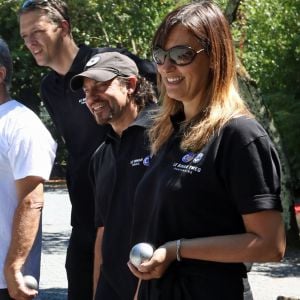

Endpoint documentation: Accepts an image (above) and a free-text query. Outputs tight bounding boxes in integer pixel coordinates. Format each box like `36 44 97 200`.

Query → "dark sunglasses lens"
153 48 165 65
171 47 196 65
153 46 197 66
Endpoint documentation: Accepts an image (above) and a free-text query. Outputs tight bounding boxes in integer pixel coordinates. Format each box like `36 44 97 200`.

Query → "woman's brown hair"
149 1 252 154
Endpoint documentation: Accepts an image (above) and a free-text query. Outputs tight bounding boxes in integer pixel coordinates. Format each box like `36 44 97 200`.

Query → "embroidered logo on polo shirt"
130 156 151 167
143 155 151 166
173 151 204 174
192 152 204 163
182 152 195 163
78 98 86 105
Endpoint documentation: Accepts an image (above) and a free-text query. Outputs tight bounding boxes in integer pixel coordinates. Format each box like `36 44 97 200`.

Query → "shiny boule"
23 275 38 290
129 242 154 267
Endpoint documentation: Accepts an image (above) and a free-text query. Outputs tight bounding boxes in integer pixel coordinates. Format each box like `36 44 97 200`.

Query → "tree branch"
224 0 242 24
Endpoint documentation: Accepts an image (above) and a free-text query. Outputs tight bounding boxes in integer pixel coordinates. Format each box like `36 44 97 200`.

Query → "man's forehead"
20 14 56 36
20 10 53 26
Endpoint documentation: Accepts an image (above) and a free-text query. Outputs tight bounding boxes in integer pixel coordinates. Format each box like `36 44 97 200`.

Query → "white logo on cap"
86 56 101 67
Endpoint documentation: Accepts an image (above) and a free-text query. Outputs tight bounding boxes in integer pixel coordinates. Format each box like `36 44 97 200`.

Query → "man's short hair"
0 38 13 90
18 0 70 30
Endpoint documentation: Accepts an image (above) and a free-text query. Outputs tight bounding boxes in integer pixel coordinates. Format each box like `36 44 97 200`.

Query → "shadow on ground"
44 187 68 193
252 247 300 278
44 179 67 193
42 231 70 255
37 288 67 300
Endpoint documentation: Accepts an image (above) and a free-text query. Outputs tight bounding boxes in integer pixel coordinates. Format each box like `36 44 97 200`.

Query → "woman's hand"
128 241 177 280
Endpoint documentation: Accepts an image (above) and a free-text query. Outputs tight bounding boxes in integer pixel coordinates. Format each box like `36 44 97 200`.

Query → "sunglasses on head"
21 0 48 9
152 45 204 66
20 0 68 22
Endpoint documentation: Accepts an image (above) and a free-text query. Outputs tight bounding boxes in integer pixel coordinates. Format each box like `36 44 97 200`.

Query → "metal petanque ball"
23 275 38 290
129 242 154 267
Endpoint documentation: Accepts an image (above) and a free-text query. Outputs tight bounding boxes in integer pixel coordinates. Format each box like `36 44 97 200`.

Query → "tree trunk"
225 0 300 244
237 67 299 244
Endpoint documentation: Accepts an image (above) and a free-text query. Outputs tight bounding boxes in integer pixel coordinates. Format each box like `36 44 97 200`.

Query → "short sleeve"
8 114 56 181
90 143 106 228
227 135 282 214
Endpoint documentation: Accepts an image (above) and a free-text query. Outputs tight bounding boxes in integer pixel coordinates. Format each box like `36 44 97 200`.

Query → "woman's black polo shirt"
131 115 282 299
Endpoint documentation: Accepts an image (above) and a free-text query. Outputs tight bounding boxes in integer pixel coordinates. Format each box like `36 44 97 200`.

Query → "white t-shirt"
0 100 57 288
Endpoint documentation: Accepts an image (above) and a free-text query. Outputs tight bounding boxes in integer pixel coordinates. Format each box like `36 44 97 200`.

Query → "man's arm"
93 226 104 299
4 175 44 299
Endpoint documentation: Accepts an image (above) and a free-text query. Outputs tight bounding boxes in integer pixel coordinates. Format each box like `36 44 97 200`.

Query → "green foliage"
234 0 300 92
265 92 300 189
0 0 299 191
214 0 227 10
1 0 181 111
0 0 181 168
69 0 180 58
0 0 46 112
232 0 300 191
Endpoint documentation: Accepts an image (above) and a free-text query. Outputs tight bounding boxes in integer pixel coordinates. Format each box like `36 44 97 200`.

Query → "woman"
128 1 286 299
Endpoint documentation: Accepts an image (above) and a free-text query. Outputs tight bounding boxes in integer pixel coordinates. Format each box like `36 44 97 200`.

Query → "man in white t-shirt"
0 38 57 300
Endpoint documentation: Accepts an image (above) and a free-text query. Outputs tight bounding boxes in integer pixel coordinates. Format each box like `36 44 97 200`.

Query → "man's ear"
127 76 138 95
60 19 71 37
0 66 6 85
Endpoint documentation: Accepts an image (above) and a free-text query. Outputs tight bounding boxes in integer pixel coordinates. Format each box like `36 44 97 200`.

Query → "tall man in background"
18 1 156 299
0 37 56 300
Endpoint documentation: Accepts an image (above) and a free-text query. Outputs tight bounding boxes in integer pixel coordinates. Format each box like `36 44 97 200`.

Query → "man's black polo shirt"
90 104 156 300
40 45 157 229
41 44 107 229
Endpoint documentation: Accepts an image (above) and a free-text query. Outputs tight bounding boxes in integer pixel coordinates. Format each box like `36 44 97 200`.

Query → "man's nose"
85 94 98 106
24 35 37 48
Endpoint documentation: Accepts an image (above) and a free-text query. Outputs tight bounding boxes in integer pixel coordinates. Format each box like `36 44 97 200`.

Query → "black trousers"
0 289 12 300
95 273 121 300
65 227 96 300
138 262 253 300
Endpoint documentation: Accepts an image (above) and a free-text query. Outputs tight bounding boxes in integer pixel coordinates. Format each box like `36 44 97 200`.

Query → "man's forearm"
4 177 44 277
5 194 43 272
4 177 44 299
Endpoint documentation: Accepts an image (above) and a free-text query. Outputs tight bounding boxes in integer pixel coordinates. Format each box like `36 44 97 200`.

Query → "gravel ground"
37 189 300 300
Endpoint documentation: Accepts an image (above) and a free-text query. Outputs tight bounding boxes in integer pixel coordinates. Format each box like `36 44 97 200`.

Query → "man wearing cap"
18 1 156 299
71 52 157 300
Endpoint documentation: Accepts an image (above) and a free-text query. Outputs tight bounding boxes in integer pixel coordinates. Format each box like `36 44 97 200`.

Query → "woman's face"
156 24 210 120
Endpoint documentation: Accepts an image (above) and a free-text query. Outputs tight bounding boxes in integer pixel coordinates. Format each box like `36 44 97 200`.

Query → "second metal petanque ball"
23 275 38 290
129 243 155 267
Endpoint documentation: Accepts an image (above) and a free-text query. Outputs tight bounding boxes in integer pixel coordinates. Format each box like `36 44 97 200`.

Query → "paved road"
37 188 70 299
37 189 300 300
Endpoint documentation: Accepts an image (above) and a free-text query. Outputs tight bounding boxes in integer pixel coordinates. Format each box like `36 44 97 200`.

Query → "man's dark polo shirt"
40 44 156 229
41 44 108 229
90 104 156 300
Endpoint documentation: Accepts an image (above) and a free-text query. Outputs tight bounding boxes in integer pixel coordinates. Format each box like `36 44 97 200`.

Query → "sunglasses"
152 45 204 66
20 0 68 22
21 0 48 9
